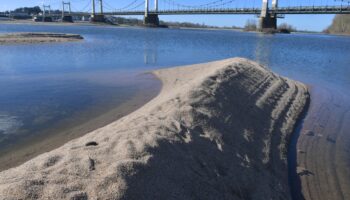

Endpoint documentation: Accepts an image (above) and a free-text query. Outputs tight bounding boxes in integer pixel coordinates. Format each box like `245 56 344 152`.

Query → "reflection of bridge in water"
2 0 350 30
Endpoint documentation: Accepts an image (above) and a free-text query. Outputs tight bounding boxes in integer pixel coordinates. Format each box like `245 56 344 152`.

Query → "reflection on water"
144 35 158 64
0 114 21 135
254 34 272 66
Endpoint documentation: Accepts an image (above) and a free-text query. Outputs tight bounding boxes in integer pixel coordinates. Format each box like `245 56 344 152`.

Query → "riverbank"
0 58 308 199
0 32 83 45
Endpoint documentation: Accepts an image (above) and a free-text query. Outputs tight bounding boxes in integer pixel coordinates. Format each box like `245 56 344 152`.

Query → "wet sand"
291 85 350 200
0 74 161 171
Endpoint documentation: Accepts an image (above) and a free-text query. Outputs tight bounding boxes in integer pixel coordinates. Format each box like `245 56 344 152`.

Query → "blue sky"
1 0 346 31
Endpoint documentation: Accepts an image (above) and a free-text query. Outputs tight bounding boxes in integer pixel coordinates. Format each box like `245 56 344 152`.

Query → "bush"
278 23 296 33
244 19 257 31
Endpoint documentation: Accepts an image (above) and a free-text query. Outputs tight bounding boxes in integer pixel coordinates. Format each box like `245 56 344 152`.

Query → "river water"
0 23 350 198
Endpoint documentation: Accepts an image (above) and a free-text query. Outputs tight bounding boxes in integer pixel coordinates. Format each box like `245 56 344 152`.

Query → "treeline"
243 19 296 33
160 21 218 29
324 14 350 35
109 17 227 29
108 17 144 26
7 6 42 15
7 7 65 15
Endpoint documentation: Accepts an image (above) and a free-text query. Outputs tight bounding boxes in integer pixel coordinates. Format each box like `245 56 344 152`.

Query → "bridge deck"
103 6 350 15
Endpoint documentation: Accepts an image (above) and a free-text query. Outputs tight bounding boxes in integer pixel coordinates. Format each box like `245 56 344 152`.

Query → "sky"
1 0 347 31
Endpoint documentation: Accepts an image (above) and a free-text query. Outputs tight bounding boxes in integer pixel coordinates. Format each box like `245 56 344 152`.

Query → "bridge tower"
42 5 53 22
62 1 73 22
259 0 278 31
144 0 160 27
91 0 105 22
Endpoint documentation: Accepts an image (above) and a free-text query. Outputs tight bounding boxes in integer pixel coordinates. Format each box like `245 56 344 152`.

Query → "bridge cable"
161 0 238 10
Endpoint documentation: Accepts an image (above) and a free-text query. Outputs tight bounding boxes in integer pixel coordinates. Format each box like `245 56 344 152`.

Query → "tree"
278 23 296 33
244 19 257 31
13 6 42 15
325 14 350 34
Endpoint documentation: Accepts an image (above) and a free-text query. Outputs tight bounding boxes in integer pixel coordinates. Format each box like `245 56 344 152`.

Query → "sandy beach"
0 32 83 45
0 58 309 199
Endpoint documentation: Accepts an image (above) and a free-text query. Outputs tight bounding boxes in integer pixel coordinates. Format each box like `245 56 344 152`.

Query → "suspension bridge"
2 0 350 30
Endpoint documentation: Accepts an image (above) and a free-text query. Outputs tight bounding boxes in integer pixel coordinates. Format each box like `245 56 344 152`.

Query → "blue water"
0 23 350 155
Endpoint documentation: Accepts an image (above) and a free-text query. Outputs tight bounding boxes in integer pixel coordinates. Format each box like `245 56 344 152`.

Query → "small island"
0 32 83 45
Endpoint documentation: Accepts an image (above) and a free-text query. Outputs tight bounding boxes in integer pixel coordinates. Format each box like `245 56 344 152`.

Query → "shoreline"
288 87 311 200
0 58 309 199
0 74 161 171
291 85 350 200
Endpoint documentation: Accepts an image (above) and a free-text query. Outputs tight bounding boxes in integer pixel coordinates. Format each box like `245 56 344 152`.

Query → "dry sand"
0 33 83 45
294 85 350 200
0 58 309 199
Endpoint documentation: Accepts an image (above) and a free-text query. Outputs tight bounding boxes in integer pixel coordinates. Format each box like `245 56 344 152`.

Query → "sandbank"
0 32 83 45
0 58 309 199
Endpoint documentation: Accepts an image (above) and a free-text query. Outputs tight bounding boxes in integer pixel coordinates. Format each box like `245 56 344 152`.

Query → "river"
0 23 349 199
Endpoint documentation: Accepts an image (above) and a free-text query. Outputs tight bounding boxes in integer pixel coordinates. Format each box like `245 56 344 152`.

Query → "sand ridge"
0 58 309 199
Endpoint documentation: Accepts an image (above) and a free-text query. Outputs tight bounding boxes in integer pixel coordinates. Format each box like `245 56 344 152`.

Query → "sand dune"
0 58 309 199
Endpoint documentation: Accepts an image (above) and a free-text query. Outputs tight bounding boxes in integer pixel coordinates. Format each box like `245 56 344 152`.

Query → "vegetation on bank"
243 19 257 31
108 16 220 28
278 23 296 33
4 6 42 15
108 16 241 29
243 19 296 34
324 14 350 35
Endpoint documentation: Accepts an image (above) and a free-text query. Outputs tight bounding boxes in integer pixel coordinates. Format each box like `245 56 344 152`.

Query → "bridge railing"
159 7 260 12
156 5 350 14
276 5 350 14
12 5 349 17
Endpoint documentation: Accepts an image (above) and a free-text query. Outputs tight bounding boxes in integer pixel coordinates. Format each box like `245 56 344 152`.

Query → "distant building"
81 16 90 21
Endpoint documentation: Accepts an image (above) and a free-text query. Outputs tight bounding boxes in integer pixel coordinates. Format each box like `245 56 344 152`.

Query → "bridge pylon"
42 5 53 22
62 1 73 22
91 0 105 22
259 0 277 31
143 0 160 27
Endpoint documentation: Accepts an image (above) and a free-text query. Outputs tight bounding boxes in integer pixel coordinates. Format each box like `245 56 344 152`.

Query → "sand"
293 85 350 200
0 58 309 199
0 33 83 45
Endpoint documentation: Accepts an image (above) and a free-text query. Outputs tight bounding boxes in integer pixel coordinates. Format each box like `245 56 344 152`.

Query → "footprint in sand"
297 167 314 176
85 141 98 146
326 136 336 143
298 149 306 154
304 130 315 136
